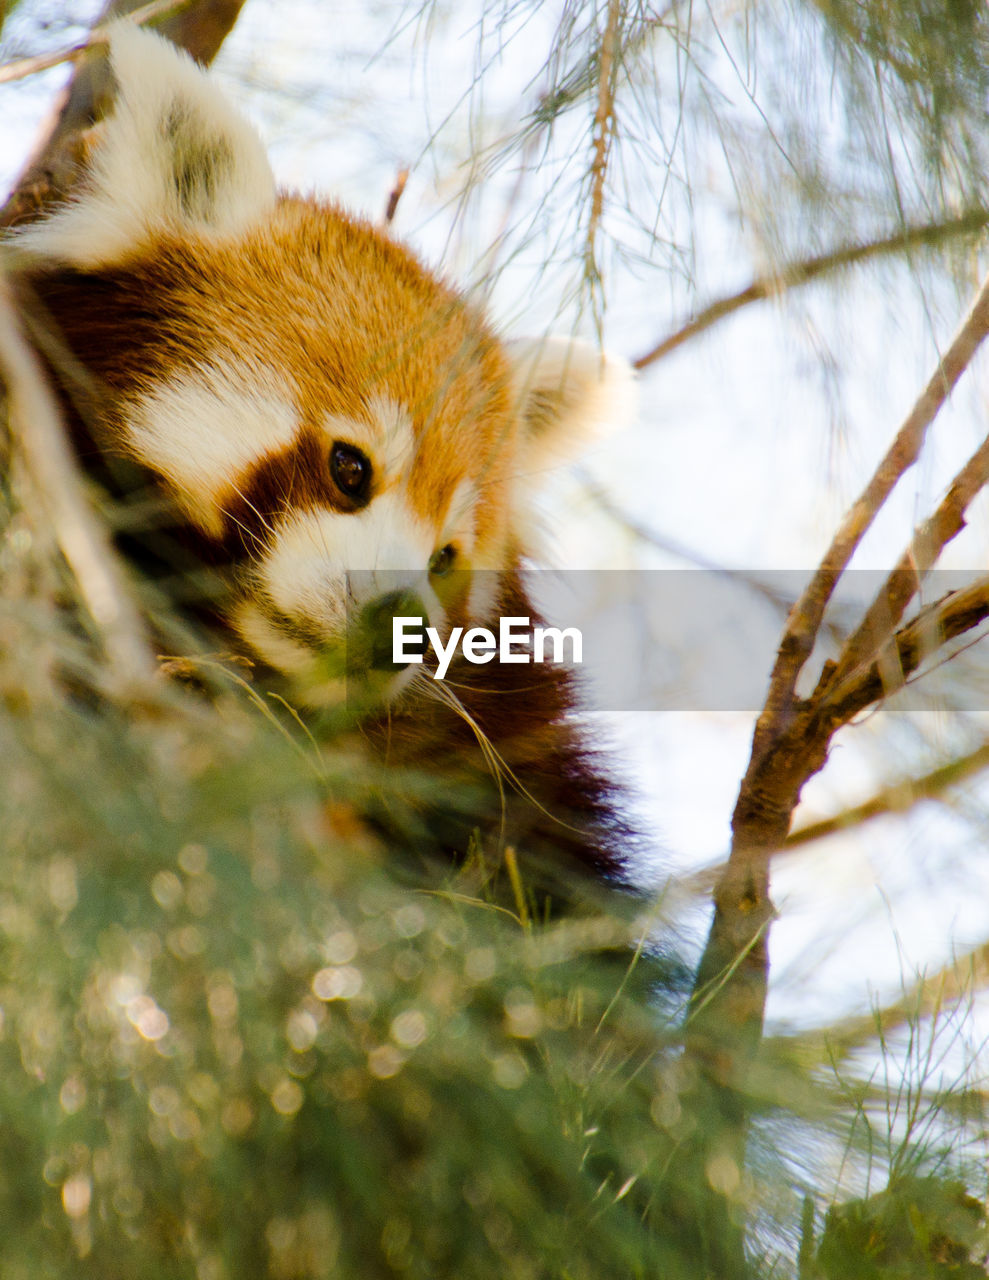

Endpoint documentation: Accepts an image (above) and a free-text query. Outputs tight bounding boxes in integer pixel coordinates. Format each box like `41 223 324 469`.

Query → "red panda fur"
9 26 635 892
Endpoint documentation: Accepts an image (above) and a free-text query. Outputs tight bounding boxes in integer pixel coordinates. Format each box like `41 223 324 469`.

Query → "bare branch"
827 432 989 693
778 944 989 1067
822 577 989 726
632 211 989 372
673 737 989 899
0 280 158 696
679 267 989 1251
786 741 989 848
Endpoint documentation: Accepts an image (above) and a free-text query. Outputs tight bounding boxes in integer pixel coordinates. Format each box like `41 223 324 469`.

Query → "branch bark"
826 428 989 693
0 0 190 86
676 736 989 903
752 264 989 772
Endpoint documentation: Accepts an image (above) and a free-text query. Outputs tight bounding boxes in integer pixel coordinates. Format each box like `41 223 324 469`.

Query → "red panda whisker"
423 678 596 840
423 679 510 845
218 506 268 558
220 496 275 557
228 483 277 537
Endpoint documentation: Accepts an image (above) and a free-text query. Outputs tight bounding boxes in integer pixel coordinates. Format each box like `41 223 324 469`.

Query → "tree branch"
678 263 989 1270
822 577 989 727
774 943 989 1068
786 740 989 848
675 737 989 902
827 431 989 695
751 263 989 771
632 211 989 371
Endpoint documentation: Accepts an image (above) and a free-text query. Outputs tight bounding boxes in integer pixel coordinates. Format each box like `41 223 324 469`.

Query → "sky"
3 0 989 1048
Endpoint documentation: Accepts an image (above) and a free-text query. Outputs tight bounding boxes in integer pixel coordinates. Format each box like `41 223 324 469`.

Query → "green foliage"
0 508 711 1278
0 699 653 1276
1 493 985 1277
817 1175 988 1279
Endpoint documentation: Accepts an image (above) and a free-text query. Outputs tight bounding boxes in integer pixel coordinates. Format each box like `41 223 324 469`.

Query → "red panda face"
102 205 522 693
10 26 632 703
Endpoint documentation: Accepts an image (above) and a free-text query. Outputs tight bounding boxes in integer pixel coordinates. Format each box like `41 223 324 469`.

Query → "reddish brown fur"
22 228 630 890
25 201 515 538
12 40 631 894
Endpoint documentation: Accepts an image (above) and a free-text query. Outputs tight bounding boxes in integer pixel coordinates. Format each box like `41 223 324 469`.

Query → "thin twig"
776 949 988 1067
382 167 409 227
0 0 191 86
674 738 989 899
584 0 621 321
588 0 620 240
0 280 157 696
632 210 989 371
822 577 989 726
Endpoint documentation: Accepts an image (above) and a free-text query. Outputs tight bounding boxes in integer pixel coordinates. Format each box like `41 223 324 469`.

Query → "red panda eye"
330 442 371 500
429 544 456 577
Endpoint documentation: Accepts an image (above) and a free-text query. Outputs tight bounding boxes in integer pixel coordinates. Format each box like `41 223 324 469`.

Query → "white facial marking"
323 396 415 483
259 494 441 637
10 25 276 268
126 359 298 536
231 601 318 674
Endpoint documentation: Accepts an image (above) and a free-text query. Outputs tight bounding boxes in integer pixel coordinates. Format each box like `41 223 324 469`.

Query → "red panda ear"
10 25 276 268
505 337 635 477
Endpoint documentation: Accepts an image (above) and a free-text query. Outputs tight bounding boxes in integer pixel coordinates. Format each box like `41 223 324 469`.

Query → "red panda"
8 26 635 892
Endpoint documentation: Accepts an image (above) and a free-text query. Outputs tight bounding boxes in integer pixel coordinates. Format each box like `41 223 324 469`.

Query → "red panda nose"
357 590 429 673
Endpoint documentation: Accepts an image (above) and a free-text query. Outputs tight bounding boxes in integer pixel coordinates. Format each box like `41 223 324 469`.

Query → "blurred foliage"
0 457 725 1277
1 409 987 1278
0 579 661 1273
817 1175 989 1280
